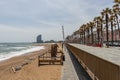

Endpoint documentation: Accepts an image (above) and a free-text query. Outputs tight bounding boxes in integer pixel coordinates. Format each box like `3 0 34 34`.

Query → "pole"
62 26 65 42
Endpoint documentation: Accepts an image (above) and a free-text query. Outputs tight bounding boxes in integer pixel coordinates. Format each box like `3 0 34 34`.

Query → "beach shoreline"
0 43 62 80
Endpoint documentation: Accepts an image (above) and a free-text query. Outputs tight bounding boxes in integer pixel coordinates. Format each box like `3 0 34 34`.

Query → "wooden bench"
38 53 63 66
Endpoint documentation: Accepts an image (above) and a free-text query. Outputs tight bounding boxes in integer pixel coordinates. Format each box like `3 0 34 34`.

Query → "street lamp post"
62 26 65 42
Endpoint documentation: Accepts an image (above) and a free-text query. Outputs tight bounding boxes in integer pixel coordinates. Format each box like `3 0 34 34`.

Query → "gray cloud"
0 0 113 42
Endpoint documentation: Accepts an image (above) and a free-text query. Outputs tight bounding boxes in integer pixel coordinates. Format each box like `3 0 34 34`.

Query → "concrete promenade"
67 43 120 80
61 46 91 80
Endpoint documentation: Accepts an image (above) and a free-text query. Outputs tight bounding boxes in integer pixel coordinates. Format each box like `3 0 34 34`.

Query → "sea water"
0 43 44 61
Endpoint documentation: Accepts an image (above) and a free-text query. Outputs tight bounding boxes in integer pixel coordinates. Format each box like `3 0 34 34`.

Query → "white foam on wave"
0 44 7 47
5 47 26 51
10 47 26 50
0 46 44 61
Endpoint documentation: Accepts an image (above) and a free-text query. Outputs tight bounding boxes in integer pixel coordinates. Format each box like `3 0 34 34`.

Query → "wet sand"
0 43 62 80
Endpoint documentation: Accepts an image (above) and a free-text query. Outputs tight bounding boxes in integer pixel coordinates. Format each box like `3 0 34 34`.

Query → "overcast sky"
0 0 114 42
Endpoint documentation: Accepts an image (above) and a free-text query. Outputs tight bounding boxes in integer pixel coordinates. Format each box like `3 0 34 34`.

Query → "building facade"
37 34 43 43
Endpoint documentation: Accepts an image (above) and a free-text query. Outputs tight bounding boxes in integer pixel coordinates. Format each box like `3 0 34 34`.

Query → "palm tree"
73 30 80 43
101 8 111 46
113 3 120 38
114 23 117 41
89 22 94 45
97 16 103 46
109 15 115 45
98 16 103 46
79 28 83 44
94 17 101 44
82 24 86 44
85 23 90 45
80 25 85 44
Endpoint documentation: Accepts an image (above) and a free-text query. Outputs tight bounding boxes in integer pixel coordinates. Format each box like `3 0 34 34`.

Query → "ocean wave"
0 46 44 61
7 47 27 50
0 44 7 47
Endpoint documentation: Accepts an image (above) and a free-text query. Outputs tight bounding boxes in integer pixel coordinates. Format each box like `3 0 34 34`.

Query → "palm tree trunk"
106 13 109 44
116 14 120 38
117 19 120 38
97 29 100 44
91 27 94 44
87 29 89 44
83 29 85 44
96 20 100 44
111 21 114 45
100 23 103 46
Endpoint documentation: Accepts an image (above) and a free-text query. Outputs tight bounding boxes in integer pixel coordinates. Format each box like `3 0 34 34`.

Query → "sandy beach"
0 43 62 80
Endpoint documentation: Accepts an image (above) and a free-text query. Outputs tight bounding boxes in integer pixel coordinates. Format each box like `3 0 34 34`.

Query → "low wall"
66 44 120 80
